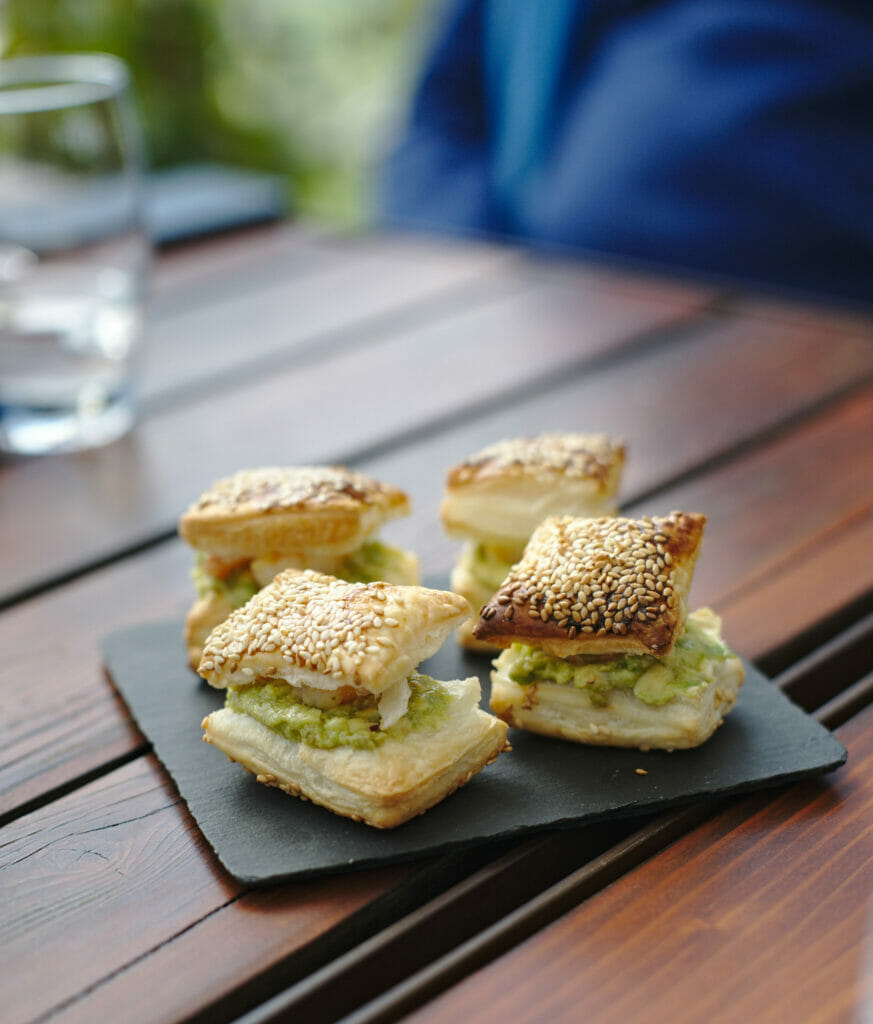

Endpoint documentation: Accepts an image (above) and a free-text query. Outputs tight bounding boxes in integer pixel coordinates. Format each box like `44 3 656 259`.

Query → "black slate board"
102 620 846 885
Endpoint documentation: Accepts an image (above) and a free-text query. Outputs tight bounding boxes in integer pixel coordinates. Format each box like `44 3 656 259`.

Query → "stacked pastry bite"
441 434 625 649
179 466 419 667
474 513 744 750
200 569 509 828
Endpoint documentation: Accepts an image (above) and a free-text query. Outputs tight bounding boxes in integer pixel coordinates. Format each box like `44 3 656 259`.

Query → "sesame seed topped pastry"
440 433 625 651
475 513 744 751
179 466 420 668
200 569 509 828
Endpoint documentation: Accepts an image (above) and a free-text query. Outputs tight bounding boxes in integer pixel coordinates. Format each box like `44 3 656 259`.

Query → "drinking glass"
0 54 150 455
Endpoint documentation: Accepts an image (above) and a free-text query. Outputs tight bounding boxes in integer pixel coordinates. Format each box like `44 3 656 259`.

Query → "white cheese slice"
377 676 411 730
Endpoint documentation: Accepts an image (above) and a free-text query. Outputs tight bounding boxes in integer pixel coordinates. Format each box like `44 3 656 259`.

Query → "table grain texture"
2 224 872 1024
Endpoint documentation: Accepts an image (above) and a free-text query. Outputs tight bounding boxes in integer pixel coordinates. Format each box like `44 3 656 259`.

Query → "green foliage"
4 0 436 223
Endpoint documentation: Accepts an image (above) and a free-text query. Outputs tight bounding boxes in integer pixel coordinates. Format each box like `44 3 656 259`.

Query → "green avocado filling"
506 611 732 707
226 672 451 750
192 553 258 609
469 542 522 591
338 538 412 584
192 539 411 610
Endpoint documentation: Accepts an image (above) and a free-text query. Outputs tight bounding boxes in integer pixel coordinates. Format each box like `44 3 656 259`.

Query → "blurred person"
382 0 873 304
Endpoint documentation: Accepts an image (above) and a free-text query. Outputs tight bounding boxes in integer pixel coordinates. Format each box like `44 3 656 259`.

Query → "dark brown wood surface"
404 703 873 1024
2 396 870 1020
0 244 710 607
5 319 873 819
2 225 873 1024
0 754 417 1024
720 505 873 666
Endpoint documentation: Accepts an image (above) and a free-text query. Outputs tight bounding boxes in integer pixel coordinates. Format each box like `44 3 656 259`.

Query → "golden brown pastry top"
179 466 410 559
441 434 625 545
199 569 471 693
473 512 706 658
445 434 624 491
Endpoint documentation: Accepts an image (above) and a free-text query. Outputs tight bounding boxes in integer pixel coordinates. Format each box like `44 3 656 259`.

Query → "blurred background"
4 0 440 227
6 0 871 304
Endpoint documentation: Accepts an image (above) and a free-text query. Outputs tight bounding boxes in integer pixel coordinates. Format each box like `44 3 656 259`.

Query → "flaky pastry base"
490 657 744 751
202 676 509 828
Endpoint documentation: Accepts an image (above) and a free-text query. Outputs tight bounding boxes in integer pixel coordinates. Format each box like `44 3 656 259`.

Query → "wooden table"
3 224 873 1024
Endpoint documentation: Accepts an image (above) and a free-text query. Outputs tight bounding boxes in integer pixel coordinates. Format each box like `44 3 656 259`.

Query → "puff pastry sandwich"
474 513 744 750
200 569 509 828
441 433 625 650
179 466 419 668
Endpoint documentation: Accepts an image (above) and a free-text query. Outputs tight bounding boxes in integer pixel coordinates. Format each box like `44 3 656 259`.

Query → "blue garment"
383 0 873 303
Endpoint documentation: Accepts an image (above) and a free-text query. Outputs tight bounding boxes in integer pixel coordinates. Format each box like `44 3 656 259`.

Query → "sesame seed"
187 465 401 517
477 512 705 647
447 433 625 489
199 569 466 684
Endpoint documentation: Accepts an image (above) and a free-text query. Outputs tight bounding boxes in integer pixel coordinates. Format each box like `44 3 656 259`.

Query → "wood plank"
0 544 190 819
324 647 872 1024
768 610 873 715
372 320 873 582
150 223 335 301
151 229 510 318
6 237 873 1024
718 505 873 668
23 618 855 1024
44 834 596 1024
141 233 518 409
403 698 873 1024
630 385 873 639
5 332 873 818
3 316 873 1022
199 619 873 1024
728 292 873 336
0 755 411 1024
0 263 708 607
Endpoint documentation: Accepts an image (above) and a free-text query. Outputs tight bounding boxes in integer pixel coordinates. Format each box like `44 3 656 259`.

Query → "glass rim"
0 54 131 114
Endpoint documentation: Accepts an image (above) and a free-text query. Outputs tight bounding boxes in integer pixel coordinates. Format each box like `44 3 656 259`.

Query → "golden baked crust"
445 433 625 490
199 569 471 694
202 676 509 828
179 466 410 559
185 591 235 670
474 512 706 657
489 655 744 751
441 434 624 544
